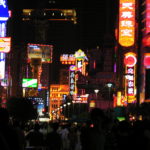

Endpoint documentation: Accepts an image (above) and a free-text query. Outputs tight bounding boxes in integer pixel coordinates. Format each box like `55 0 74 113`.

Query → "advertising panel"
119 0 135 47
22 78 38 88
146 0 150 34
0 53 5 79
144 53 150 67
0 0 9 21
124 53 137 103
0 22 6 37
72 95 88 103
0 37 11 53
60 54 75 64
69 66 76 96
27 44 53 63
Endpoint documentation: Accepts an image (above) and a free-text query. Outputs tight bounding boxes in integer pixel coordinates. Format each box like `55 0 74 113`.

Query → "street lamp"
67 102 71 119
63 104 67 119
94 89 99 107
106 83 113 108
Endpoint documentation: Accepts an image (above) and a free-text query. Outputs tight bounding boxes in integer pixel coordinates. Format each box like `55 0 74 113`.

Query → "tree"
6 97 38 122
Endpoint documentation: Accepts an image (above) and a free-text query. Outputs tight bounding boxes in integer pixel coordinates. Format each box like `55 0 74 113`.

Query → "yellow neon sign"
119 0 135 47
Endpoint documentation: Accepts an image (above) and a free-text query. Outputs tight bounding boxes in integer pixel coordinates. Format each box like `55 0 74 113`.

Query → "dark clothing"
0 125 21 150
45 131 62 150
26 130 44 147
81 127 105 150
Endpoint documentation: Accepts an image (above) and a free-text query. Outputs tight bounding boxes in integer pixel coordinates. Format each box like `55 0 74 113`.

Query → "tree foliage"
6 97 38 122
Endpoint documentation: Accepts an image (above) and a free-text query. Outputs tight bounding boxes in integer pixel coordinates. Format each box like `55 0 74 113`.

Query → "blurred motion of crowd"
0 107 150 150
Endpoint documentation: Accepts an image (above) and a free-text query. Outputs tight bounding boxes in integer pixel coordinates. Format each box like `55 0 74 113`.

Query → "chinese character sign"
60 54 75 64
146 0 150 34
69 69 76 96
119 0 135 47
125 66 136 103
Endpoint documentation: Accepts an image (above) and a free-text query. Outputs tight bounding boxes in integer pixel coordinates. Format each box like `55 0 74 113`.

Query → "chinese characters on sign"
126 66 135 97
69 67 76 96
60 54 75 64
119 0 135 47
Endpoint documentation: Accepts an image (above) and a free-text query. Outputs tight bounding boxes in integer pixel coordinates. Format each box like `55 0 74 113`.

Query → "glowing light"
118 0 135 47
146 0 150 34
0 0 9 21
124 55 137 67
144 53 150 67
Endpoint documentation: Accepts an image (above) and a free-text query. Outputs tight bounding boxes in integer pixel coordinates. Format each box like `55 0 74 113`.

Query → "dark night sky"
7 0 118 50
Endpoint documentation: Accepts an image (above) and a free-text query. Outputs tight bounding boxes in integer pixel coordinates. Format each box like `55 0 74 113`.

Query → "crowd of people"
0 107 150 150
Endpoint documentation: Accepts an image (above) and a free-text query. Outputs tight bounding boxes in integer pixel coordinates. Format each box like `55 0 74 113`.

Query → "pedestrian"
80 108 106 150
45 122 62 150
26 123 44 147
0 108 21 150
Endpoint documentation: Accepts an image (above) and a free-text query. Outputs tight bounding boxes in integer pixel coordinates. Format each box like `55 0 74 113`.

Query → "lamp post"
63 104 66 120
94 89 99 107
67 102 71 119
107 83 113 108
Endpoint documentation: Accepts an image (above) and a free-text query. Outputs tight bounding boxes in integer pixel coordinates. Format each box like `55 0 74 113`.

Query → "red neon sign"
124 55 137 66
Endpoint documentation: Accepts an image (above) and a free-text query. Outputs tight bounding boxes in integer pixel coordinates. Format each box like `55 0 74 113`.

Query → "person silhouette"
81 108 106 150
0 108 21 150
45 122 62 150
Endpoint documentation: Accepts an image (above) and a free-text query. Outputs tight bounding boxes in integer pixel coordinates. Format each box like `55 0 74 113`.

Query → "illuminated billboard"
0 53 5 79
69 69 76 96
124 52 136 103
124 52 137 67
27 44 53 63
118 0 135 47
0 0 9 21
0 37 11 53
0 22 6 37
146 0 150 34
75 49 86 60
72 95 88 103
22 78 38 88
60 54 75 64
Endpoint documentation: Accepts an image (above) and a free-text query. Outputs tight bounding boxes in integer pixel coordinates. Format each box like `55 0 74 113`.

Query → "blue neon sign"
0 0 9 21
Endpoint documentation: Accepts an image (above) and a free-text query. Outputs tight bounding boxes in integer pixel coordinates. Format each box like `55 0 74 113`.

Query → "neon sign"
69 70 76 96
119 0 135 47
124 54 137 67
60 54 75 64
0 0 9 21
0 53 5 79
146 0 150 34
126 67 135 97
0 37 11 53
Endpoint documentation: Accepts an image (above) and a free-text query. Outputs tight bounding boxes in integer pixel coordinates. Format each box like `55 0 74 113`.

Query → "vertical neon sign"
146 0 150 34
124 53 137 103
69 65 76 96
119 0 135 47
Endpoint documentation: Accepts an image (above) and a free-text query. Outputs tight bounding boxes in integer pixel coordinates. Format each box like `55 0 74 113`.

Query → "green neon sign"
22 78 38 88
